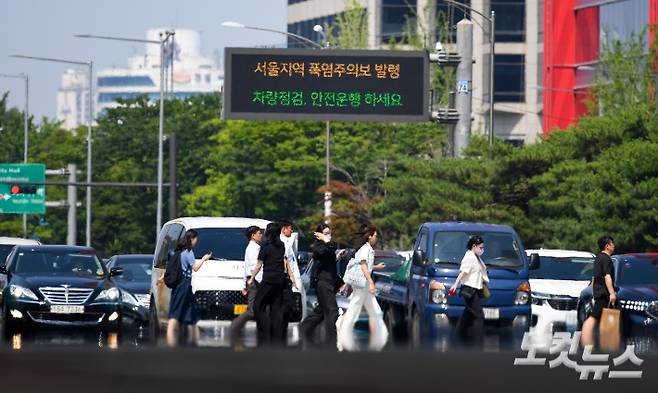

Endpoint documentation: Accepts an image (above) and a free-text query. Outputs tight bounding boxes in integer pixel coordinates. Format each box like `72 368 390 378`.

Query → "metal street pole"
9 55 93 244
454 19 473 157
75 31 174 241
439 0 495 145
221 21 323 49
0 72 29 237
489 10 495 146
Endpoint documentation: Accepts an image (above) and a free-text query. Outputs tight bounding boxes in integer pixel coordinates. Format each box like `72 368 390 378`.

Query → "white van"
149 217 305 345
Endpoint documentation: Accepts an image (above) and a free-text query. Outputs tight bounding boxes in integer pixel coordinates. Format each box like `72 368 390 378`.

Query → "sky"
0 0 288 122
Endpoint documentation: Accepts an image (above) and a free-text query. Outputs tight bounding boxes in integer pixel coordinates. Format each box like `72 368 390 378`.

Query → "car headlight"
9 284 38 301
531 291 550 305
515 282 531 305
121 290 140 307
95 287 120 302
430 280 447 304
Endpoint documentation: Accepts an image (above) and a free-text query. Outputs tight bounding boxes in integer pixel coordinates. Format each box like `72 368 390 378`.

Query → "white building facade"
57 28 223 129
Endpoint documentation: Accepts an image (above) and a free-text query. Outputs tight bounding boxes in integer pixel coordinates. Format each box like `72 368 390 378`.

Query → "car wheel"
410 309 422 349
148 297 160 344
1 306 17 341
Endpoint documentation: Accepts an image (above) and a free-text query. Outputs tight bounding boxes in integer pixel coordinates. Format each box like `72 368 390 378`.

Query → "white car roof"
526 249 595 258
0 237 41 245
163 217 271 230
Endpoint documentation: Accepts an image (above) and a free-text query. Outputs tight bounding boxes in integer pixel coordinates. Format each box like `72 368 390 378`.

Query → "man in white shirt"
279 220 305 323
230 226 263 345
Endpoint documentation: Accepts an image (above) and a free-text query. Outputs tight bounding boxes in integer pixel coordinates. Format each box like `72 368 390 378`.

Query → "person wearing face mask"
449 236 489 347
300 223 346 348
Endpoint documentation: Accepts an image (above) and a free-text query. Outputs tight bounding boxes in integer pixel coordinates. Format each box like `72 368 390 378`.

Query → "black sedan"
105 254 152 325
0 245 124 338
577 253 658 334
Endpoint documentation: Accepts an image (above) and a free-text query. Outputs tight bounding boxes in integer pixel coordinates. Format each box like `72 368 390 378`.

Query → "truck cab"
377 222 532 348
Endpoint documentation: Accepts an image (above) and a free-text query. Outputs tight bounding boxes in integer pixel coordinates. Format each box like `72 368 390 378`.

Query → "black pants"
254 280 286 346
456 286 484 346
301 279 339 346
229 279 258 343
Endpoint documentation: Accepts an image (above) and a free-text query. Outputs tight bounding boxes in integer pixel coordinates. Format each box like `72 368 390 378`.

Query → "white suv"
0 237 41 264
526 249 595 334
149 217 305 346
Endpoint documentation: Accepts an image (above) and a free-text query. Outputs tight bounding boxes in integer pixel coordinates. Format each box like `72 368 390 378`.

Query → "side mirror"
529 253 540 270
412 250 428 267
0 265 7 274
109 267 124 277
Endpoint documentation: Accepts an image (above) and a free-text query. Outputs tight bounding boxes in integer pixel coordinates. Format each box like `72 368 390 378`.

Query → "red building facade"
543 0 658 133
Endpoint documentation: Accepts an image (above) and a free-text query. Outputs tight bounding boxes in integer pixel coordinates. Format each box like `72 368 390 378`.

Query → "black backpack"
164 250 183 289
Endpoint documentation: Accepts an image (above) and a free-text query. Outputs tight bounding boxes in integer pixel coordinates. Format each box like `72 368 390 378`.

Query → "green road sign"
0 163 46 214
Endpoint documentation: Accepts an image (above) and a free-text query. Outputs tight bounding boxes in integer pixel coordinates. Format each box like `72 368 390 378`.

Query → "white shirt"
280 233 302 290
354 242 375 272
459 250 489 290
244 240 262 288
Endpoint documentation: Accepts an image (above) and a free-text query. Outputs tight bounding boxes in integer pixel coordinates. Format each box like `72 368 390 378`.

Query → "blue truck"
375 222 535 347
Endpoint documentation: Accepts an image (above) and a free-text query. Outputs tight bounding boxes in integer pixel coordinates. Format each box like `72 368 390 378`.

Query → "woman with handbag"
449 236 489 347
338 224 388 351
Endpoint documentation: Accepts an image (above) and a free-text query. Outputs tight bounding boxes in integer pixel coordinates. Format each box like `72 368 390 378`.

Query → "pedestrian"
166 229 212 346
581 235 617 347
230 225 263 346
280 219 304 325
338 224 388 351
449 235 489 347
249 222 298 346
301 223 346 348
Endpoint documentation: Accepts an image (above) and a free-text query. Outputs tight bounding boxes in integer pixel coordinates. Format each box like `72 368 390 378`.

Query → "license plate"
233 304 248 315
483 308 499 320
50 305 84 314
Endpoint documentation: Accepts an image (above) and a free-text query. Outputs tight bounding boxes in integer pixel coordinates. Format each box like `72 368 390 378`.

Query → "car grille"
39 287 94 305
195 290 248 321
647 301 658 320
27 311 104 325
547 296 578 311
135 294 150 308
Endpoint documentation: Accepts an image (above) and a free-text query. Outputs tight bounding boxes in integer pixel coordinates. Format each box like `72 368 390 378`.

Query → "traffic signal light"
10 184 37 195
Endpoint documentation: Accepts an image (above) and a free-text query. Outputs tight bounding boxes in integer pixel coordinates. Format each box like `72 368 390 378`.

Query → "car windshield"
12 250 106 277
432 231 525 270
193 227 250 261
529 256 594 280
619 256 658 285
0 245 15 264
112 256 152 283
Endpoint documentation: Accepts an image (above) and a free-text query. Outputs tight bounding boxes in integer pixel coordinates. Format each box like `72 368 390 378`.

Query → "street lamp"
221 21 333 223
10 54 93 245
0 72 29 237
312 24 333 224
75 31 175 241
221 21 323 49
440 0 495 145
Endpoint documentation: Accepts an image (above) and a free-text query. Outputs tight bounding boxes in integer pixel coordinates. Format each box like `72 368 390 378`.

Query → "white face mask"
474 248 484 257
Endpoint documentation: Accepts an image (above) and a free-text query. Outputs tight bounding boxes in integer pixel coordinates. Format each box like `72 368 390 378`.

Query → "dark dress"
254 239 287 345
301 239 340 346
168 249 199 324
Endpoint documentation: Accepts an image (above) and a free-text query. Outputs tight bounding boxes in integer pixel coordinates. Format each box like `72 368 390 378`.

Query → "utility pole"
454 19 473 156
67 164 77 245
168 133 177 221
